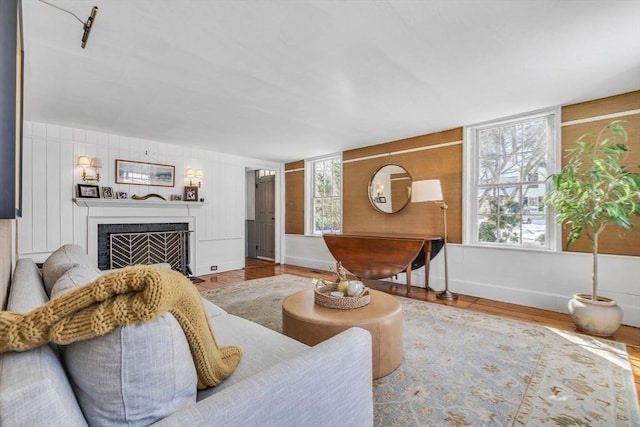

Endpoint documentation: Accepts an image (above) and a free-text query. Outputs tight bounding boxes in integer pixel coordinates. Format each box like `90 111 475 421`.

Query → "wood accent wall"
285 160 304 234
343 128 463 242
560 90 640 256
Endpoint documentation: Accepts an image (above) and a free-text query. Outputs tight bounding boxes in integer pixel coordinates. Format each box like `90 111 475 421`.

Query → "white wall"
18 121 280 276
284 235 640 327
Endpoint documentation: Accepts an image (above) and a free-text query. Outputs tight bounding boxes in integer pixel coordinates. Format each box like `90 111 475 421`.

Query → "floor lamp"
410 179 458 301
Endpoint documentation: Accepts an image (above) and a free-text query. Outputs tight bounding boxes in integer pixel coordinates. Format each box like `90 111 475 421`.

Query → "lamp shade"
195 169 203 179
185 168 195 178
76 156 90 167
90 157 102 168
411 179 443 203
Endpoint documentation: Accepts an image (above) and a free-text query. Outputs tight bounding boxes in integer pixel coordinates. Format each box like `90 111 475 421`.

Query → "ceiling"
21 0 640 163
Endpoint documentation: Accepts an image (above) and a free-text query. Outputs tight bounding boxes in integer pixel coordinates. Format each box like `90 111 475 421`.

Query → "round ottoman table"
282 288 403 379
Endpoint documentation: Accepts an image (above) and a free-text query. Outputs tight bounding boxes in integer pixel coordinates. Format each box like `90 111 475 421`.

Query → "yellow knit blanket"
0 265 242 389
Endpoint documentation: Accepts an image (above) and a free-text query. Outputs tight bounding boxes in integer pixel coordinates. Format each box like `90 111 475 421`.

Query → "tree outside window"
310 156 341 235
467 111 557 248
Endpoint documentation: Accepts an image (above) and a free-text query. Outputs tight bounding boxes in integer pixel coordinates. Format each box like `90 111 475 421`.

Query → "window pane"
478 119 550 186
311 156 341 234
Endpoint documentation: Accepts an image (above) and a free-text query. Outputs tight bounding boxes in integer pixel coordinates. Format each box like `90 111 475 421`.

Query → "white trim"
343 140 462 164
73 198 205 208
561 109 640 127
393 140 462 155
342 152 389 164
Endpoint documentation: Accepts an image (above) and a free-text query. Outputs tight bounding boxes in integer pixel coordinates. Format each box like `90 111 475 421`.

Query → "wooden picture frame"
115 159 175 187
184 186 198 201
77 184 100 198
101 186 114 199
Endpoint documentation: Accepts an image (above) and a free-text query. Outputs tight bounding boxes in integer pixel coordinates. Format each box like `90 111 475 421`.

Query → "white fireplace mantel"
78 198 202 270
73 198 205 208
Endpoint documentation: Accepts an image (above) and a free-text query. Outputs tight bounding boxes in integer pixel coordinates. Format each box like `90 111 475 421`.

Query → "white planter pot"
568 293 623 336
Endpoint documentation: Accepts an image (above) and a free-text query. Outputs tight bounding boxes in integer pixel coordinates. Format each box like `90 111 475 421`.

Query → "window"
256 169 275 178
306 155 341 235
464 109 558 249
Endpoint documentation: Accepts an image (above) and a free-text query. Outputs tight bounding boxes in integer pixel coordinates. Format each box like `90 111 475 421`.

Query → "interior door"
255 174 275 259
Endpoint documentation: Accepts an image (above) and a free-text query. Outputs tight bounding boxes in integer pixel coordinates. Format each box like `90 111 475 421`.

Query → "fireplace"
97 222 191 274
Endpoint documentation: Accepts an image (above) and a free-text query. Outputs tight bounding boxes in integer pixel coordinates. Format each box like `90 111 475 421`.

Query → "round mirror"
368 164 412 214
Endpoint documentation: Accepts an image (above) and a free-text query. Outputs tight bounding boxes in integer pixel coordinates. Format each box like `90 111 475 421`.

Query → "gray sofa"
0 245 374 426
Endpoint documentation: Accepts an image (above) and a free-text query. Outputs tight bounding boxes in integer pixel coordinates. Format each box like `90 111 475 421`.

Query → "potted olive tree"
545 120 640 336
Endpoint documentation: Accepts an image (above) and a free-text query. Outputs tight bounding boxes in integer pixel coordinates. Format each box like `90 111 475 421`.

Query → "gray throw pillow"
51 266 198 426
50 264 101 298
42 244 100 296
61 315 198 427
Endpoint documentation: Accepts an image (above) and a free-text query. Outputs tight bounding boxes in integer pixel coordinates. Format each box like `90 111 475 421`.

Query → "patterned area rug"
199 274 639 426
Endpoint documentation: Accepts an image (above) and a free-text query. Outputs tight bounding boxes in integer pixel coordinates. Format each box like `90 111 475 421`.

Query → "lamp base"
436 289 458 301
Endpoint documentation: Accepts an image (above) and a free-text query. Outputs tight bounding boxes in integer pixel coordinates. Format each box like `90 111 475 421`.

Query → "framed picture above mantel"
115 159 175 187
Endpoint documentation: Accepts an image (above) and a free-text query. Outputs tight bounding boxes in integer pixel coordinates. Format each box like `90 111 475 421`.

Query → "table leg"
405 265 411 296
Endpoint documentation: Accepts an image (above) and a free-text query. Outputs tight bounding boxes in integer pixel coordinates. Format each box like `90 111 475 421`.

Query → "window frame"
304 153 342 236
463 108 561 251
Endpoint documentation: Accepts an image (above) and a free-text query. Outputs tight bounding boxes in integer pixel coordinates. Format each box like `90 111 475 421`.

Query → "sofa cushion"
6 258 48 312
196 313 308 400
0 347 89 427
50 264 102 298
42 244 100 296
1 258 88 427
202 297 227 318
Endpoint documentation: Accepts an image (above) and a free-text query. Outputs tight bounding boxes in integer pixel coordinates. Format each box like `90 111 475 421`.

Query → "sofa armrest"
152 327 373 427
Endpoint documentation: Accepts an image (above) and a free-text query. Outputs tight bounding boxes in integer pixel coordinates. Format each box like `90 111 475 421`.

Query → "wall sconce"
77 156 102 182
411 179 457 301
186 168 203 187
375 184 384 197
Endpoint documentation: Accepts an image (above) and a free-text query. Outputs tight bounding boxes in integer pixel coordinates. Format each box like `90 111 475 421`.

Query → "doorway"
246 169 275 263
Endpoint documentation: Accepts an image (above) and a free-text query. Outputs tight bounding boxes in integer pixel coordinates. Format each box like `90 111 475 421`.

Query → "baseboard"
450 277 640 328
283 256 334 273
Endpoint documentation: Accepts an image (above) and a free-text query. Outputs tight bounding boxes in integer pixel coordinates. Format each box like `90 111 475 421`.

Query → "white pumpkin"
347 281 364 297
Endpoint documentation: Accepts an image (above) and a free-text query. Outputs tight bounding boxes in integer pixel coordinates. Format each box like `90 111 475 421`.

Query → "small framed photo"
184 186 198 201
117 191 128 200
101 186 114 199
374 196 387 203
77 184 100 198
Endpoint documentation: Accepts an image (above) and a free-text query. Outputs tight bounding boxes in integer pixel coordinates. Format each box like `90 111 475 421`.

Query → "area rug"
199 274 640 426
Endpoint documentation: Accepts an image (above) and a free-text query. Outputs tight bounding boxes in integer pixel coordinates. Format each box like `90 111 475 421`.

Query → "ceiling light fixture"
37 0 98 49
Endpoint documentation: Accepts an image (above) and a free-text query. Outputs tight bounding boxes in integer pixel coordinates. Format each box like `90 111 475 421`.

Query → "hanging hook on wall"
38 1 98 48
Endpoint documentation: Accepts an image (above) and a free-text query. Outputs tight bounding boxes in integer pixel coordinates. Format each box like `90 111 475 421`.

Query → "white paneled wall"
18 121 281 275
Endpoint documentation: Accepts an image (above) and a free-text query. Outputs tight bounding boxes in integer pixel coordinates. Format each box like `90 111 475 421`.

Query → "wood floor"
197 258 640 403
